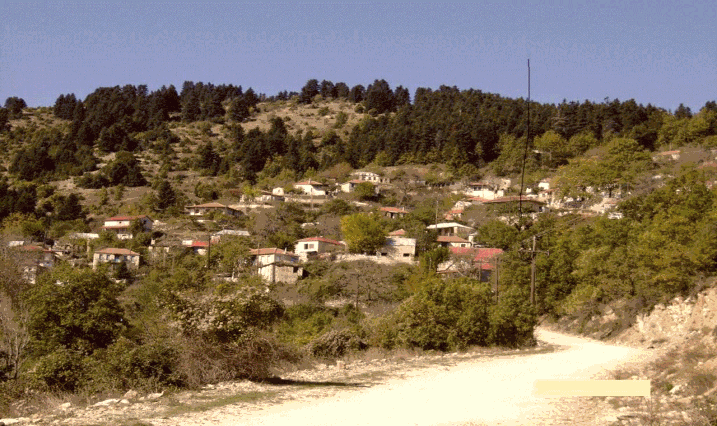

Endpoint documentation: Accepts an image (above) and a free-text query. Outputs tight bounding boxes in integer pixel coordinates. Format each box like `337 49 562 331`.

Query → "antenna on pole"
518 59 531 223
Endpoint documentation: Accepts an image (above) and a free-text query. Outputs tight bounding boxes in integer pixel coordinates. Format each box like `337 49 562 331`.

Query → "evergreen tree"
155 179 177 211
4 97 27 119
299 79 320 104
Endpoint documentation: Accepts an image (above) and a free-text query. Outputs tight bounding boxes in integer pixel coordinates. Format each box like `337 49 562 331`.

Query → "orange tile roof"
296 237 343 246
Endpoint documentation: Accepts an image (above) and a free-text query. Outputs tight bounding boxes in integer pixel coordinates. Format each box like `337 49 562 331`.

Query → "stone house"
93 248 141 270
249 248 302 284
380 207 410 219
17 245 57 284
377 236 416 262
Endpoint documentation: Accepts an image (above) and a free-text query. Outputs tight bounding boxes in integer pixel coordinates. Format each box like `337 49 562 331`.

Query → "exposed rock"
147 391 164 400
93 398 120 407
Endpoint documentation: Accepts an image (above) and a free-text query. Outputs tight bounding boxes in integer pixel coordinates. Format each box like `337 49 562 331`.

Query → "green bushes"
373 278 537 351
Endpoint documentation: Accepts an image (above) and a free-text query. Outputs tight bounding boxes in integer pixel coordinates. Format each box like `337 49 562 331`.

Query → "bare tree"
0 244 32 380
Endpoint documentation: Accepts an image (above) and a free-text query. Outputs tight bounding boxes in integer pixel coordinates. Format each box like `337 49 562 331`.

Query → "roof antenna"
518 59 530 223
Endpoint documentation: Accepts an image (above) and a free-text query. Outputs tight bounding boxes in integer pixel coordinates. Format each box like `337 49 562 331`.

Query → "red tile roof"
191 241 209 248
95 248 140 256
296 237 343 246
388 229 407 236
438 235 469 243
450 247 503 270
294 180 326 186
380 207 410 214
250 248 296 256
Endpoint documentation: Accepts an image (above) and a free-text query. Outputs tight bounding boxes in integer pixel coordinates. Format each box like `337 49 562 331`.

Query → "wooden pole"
530 235 536 306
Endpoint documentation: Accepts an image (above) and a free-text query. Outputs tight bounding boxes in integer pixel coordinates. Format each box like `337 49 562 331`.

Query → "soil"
12 328 658 426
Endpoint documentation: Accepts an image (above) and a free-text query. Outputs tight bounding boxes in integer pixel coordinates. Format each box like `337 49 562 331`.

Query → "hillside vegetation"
0 81 716 416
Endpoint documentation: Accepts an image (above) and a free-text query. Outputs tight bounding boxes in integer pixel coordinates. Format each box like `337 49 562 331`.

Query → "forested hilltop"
0 79 717 416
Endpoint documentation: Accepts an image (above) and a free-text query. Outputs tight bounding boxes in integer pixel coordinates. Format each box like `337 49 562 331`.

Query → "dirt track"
146 328 650 426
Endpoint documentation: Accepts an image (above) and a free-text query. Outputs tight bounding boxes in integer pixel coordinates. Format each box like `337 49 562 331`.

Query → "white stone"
93 398 120 406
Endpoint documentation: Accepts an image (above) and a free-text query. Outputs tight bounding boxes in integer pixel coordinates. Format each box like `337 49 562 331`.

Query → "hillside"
0 84 717 421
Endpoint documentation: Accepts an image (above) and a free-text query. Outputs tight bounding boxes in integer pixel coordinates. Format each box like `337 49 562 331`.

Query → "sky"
1 1 715 112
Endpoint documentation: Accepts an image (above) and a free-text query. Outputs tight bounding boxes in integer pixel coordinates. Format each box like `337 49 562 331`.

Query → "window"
304 243 309 250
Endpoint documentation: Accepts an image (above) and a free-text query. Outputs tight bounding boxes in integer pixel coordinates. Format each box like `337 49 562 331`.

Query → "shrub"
388 278 494 351
177 331 298 386
488 285 537 347
31 349 86 392
91 338 185 392
308 328 367 359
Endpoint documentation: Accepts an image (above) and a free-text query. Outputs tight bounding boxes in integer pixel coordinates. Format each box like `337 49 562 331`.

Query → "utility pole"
530 235 537 306
493 255 499 302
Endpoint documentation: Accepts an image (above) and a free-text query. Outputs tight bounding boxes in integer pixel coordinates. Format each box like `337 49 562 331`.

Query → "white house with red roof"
438 247 504 281
93 247 141 270
102 215 153 239
437 235 471 248
249 248 302 283
294 237 345 261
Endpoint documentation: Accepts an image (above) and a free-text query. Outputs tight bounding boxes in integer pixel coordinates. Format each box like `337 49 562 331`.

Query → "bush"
370 278 537 351
177 331 298 386
308 329 367 359
91 338 185 392
387 278 494 351
488 286 537 347
31 349 86 392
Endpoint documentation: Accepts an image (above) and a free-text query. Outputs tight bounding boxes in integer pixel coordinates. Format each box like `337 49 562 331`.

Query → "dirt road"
147 328 649 426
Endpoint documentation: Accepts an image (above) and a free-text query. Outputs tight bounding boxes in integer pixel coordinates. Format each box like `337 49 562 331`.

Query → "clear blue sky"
1 1 715 112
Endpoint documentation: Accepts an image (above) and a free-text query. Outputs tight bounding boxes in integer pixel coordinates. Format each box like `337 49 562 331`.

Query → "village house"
350 170 390 184
210 229 250 244
101 215 153 240
437 235 471 248
249 248 302 284
16 245 57 284
189 241 209 255
294 236 345 261
292 180 329 196
380 207 410 219
464 181 504 200
438 247 503 282
377 236 417 262
93 247 141 270
388 229 407 237
340 179 366 193
426 222 476 237
186 202 244 218
443 208 464 221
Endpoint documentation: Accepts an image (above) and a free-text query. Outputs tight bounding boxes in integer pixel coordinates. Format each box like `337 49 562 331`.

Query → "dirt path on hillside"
139 329 650 426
